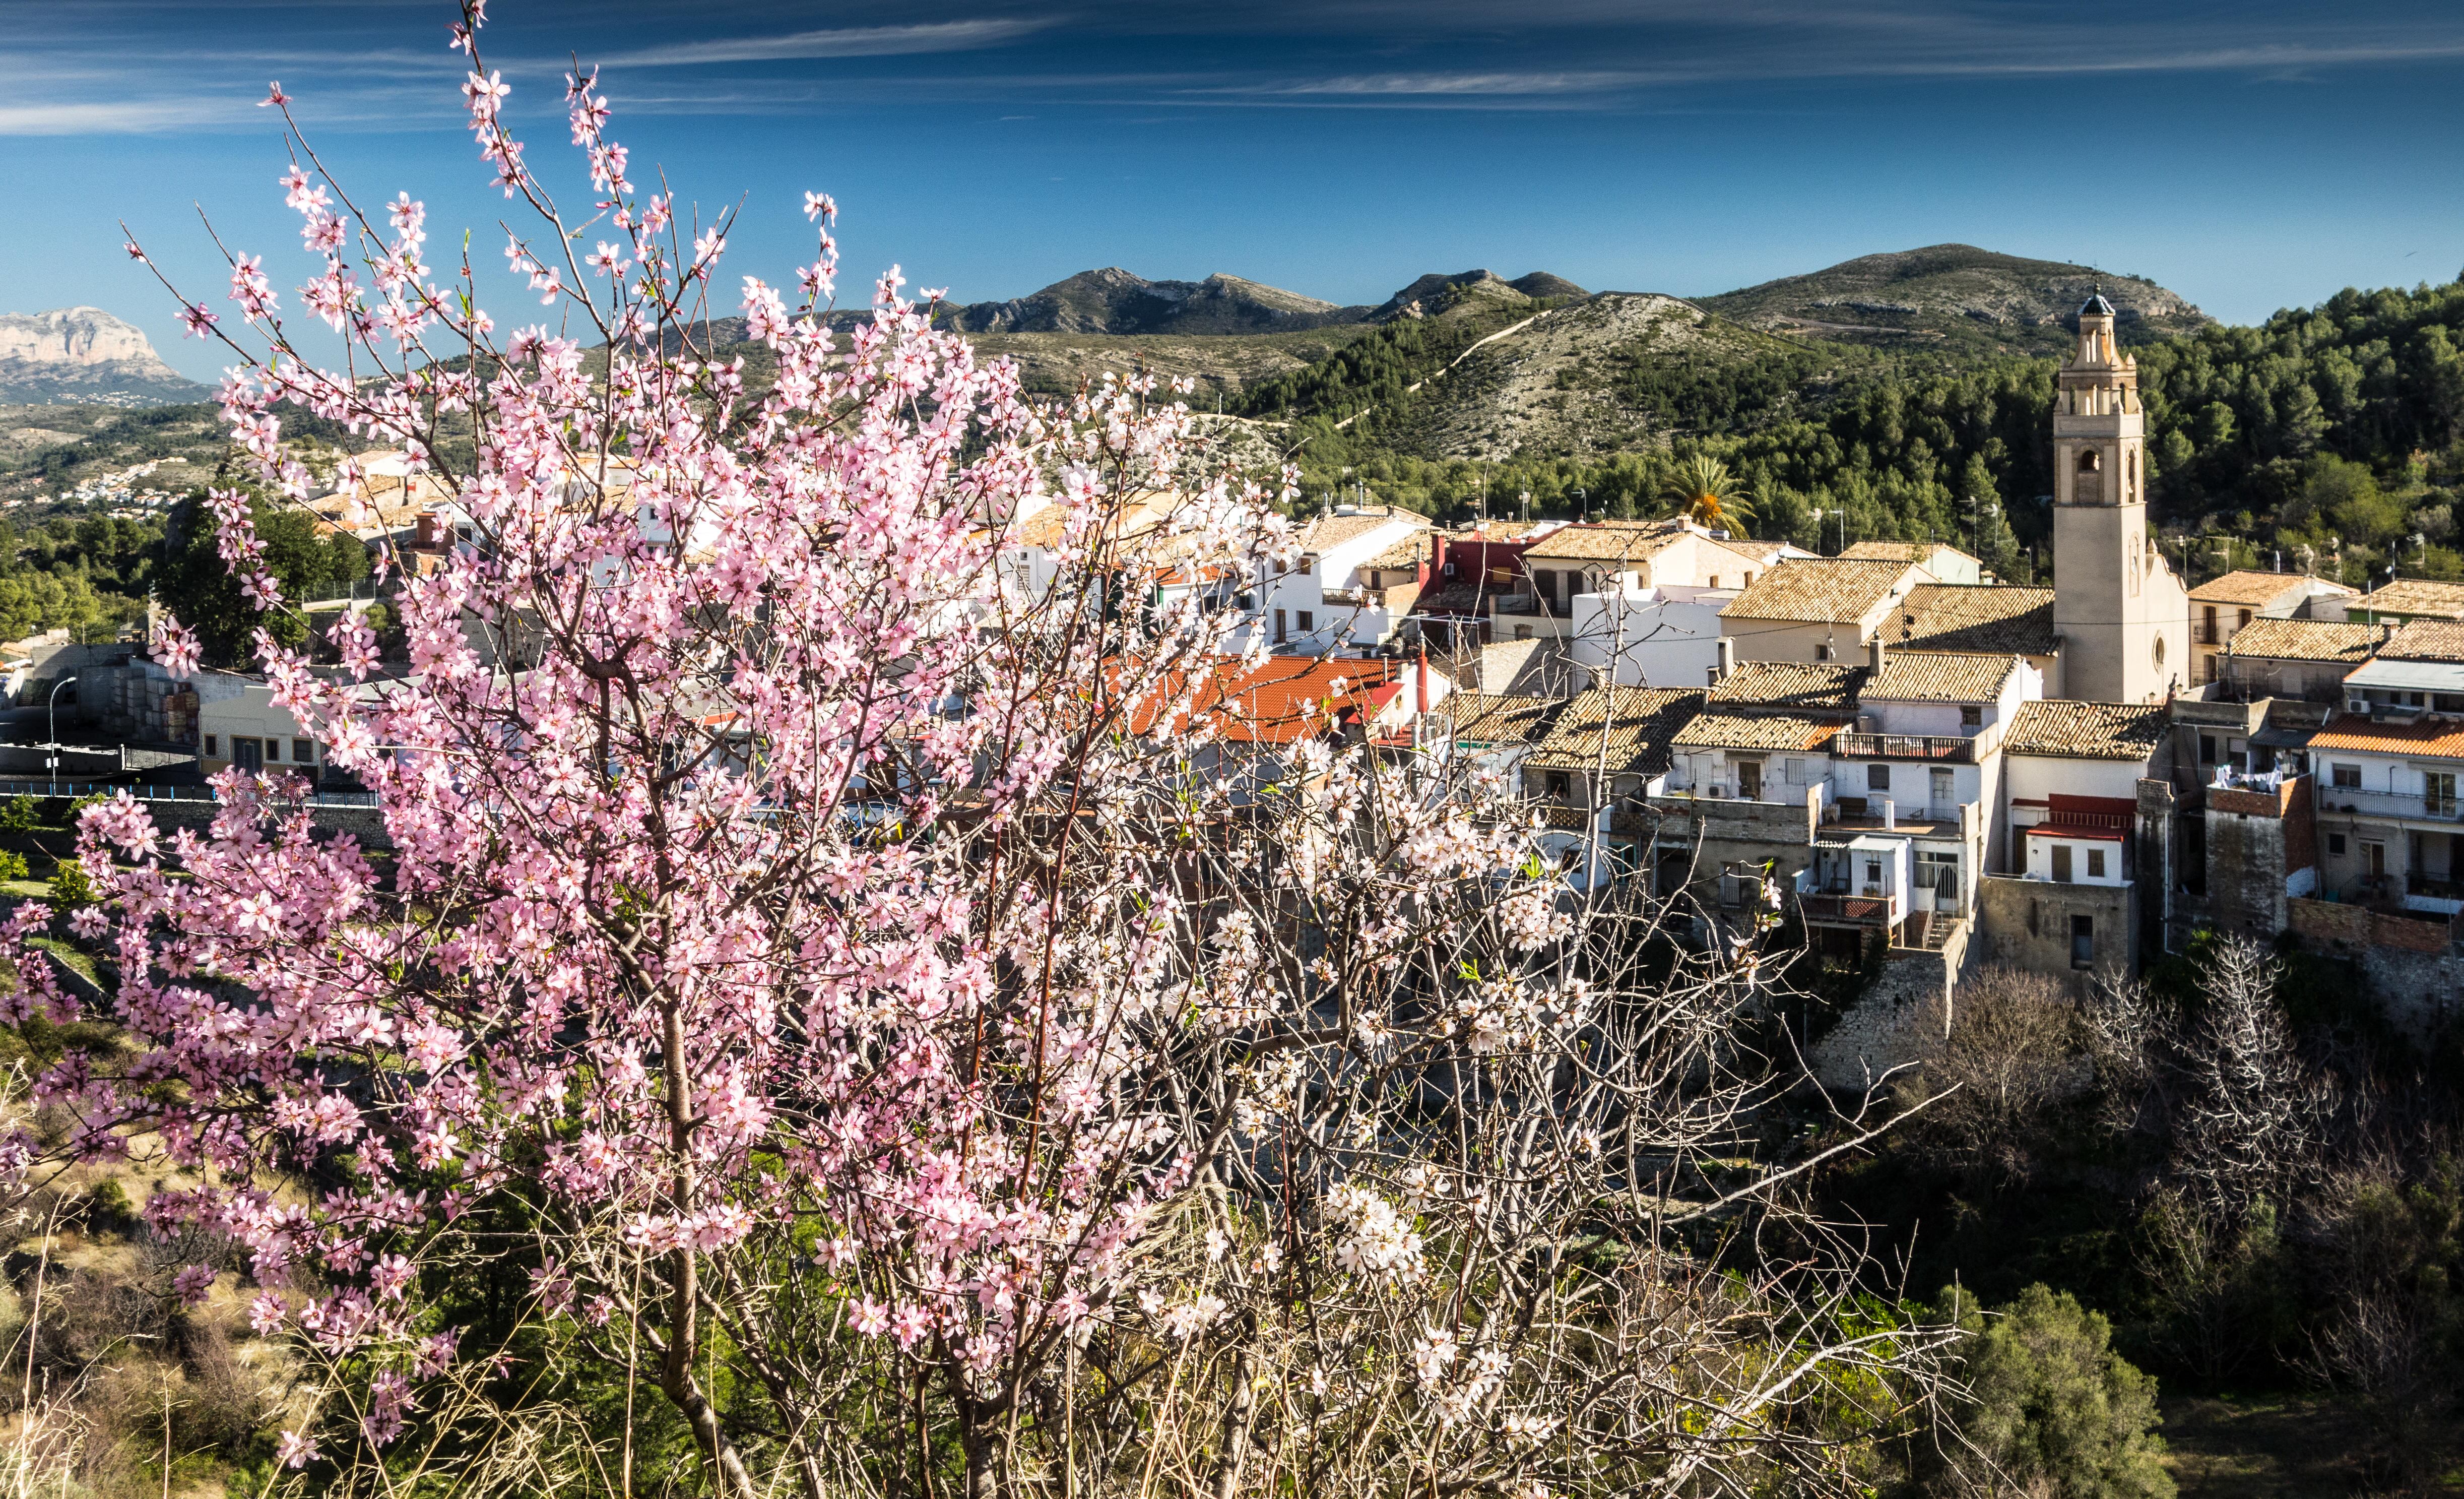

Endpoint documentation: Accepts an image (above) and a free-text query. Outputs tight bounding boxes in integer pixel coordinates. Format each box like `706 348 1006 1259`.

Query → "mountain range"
0 307 209 406
0 246 2210 501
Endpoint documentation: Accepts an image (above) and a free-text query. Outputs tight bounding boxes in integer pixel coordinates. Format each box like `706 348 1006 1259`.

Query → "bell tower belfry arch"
2051 291 2186 702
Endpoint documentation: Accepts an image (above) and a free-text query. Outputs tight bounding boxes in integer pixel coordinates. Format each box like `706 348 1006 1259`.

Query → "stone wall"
2358 947 2464 1041
1809 918 1970 1091
2133 777 2177 966
2194 775 2312 942
1974 874 2137 991
2285 897 2460 1041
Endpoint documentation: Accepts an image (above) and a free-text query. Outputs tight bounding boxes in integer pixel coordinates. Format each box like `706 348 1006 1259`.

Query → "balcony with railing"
2315 785 2464 823
1833 730 1987 763
1491 593 1543 615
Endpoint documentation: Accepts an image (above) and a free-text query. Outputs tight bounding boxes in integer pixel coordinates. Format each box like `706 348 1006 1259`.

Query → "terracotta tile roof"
1361 534 1432 571
1524 687 1707 775
2310 711 2464 760
1706 661 1866 713
2189 569 2326 606
2003 700 2169 761
1896 584 2058 656
1721 558 1914 623
1522 520 1690 564
2225 617 2388 663
1292 508 1423 553
1671 712 1845 752
1446 691 1559 747
2354 578 2464 619
1864 651 2019 703
2378 619 2464 663
1841 539 1975 570
1125 656 1404 745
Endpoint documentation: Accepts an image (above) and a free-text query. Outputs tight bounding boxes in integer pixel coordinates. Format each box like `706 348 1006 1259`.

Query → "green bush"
47 859 94 906
1942 1283 2174 1499
0 850 28 882
0 795 36 835
82 1176 136 1235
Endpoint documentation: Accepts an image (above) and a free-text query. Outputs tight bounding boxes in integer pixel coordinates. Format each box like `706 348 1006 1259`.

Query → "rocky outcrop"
0 308 207 405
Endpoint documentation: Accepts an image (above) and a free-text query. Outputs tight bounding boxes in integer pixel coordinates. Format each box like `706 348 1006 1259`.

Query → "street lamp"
46 675 77 794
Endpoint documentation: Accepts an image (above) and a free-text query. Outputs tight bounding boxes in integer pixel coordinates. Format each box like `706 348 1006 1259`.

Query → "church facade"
2050 293 2189 703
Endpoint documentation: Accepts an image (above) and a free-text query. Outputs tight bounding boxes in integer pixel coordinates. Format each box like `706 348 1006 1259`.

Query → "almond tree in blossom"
16 6 1955 1494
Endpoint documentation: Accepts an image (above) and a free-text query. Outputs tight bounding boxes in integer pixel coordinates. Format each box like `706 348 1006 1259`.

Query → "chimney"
1415 646 1430 716
1881 796 1896 830
1715 636 1734 683
1869 634 1887 673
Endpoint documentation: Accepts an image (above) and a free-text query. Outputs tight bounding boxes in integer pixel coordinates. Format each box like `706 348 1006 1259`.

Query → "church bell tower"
2052 292 2185 703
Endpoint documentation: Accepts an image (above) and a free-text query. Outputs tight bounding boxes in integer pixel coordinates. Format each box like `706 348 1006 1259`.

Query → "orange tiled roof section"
1721 557 1914 623
2188 569 2321 605
2378 619 2464 662
2226 617 2389 663
1523 687 1707 776
2003 700 2169 760
1671 712 1846 753
1123 655 1406 746
1864 651 2020 703
1896 584 2058 656
2354 578 2464 619
1706 661 1866 714
2309 713 2464 760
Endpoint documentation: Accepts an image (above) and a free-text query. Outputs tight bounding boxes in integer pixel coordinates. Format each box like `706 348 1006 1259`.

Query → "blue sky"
9 0 2464 381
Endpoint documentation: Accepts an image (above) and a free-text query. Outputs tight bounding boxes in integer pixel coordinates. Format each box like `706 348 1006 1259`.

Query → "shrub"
0 850 28 882
0 795 35 835
46 860 93 907
1942 1283 2174 1499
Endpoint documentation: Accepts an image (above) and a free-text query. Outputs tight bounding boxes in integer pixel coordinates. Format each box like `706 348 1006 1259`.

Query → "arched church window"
2078 449 2102 472
2128 451 2137 494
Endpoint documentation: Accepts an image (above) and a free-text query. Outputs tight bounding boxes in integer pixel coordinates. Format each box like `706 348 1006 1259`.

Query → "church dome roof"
2080 290 2116 318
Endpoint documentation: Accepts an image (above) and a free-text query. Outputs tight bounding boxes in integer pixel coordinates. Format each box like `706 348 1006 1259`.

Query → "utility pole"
46 675 77 794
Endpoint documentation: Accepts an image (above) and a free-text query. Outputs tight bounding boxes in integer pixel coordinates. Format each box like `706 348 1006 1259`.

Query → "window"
2153 635 2166 668
1863 859 1882 889
2238 608 2254 629
1708 575 1722 590
2199 734 2218 764
294 739 314 763
2052 844 2073 883
2430 772 2459 818
2087 848 2107 879
203 734 218 758
1296 610 1315 634
1961 705 1982 727
1815 641 1836 662
1736 760 1762 800
1866 765 1891 792
2332 762 2361 789
2070 914 2095 970
1273 609 1287 644
1546 771 1571 801
2328 833 2348 856
2078 449 2101 472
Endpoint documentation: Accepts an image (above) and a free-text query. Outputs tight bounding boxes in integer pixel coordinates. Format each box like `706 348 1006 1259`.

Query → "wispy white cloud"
600 19 1057 68
0 98 257 135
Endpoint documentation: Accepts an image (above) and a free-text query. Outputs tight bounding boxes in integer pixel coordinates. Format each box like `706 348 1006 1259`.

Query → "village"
2 294 2454 1098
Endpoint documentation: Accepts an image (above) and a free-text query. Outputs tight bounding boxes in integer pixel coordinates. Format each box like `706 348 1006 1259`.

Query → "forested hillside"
1265 275 2464 591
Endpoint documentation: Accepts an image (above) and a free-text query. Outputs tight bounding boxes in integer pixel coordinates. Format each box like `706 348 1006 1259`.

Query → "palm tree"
1663 454 1754 533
